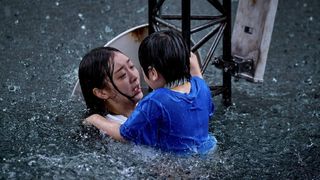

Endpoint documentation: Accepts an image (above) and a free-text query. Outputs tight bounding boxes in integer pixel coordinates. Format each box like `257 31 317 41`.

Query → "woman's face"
109 51 143 103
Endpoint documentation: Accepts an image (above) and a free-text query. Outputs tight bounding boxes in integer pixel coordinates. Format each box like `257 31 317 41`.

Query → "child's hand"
190 52 203 78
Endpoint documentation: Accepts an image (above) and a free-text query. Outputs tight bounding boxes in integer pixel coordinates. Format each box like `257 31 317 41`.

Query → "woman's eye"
129 65 135 69
119 74 126 79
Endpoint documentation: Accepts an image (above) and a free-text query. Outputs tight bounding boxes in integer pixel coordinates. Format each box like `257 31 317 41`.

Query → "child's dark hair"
78 46 119 116
138 30 191 86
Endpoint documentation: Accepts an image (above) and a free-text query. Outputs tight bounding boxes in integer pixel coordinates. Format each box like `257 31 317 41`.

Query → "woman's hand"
84 114 125 141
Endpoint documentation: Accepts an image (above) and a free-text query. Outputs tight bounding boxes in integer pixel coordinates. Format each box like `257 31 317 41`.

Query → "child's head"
138 30 191 88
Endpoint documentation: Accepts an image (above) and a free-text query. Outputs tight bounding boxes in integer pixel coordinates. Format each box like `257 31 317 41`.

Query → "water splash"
7 84 20 93
105 25 113 33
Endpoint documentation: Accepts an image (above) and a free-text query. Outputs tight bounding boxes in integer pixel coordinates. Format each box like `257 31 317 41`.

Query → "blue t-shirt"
120 76 217 155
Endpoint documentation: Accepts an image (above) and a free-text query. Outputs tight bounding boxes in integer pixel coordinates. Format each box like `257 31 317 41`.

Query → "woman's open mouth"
132 85 142 96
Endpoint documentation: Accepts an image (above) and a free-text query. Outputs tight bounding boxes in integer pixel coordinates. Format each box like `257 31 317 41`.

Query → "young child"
87 30 217 155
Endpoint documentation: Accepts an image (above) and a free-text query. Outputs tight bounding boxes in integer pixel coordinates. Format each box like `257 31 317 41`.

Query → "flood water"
1 0 319 179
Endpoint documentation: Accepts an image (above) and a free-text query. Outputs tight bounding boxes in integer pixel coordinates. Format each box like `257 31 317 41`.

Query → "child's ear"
149 67 159 81
92 88 112 100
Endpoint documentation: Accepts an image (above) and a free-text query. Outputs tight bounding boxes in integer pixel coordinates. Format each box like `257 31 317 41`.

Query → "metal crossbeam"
148 0 232 106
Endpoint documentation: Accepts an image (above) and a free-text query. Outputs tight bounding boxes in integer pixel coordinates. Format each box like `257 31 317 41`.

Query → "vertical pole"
222 0 232 106
181 0 191 49
148 0 156 34
147 0 157 93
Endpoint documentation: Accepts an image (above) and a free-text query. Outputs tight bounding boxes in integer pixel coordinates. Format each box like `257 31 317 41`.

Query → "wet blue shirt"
120 76 217 155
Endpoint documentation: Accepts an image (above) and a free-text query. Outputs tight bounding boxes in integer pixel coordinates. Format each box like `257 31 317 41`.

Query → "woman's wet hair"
138 30 191 87
78 46 120 116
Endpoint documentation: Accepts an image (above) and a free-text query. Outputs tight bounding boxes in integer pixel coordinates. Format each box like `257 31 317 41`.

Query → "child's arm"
189 52 203 78
84 114 125 141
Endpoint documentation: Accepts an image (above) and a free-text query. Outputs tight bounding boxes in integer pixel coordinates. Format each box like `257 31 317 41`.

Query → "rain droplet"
28 160 36 166
306 78 312 85
78 13 84 20
106 5 111 11
81 25 86 30
272 78 277 83
44 115 50 120
105 25 113 33
11 100 17 106
137 6 147 13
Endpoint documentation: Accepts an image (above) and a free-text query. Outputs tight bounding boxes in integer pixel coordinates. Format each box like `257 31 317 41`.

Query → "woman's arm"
84 114 125 141
189 52 203 78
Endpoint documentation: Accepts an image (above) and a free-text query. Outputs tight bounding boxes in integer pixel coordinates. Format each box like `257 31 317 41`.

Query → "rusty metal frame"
148 0 232 106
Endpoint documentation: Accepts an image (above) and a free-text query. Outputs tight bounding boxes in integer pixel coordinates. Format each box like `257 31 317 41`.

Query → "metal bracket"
213 55 254 79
